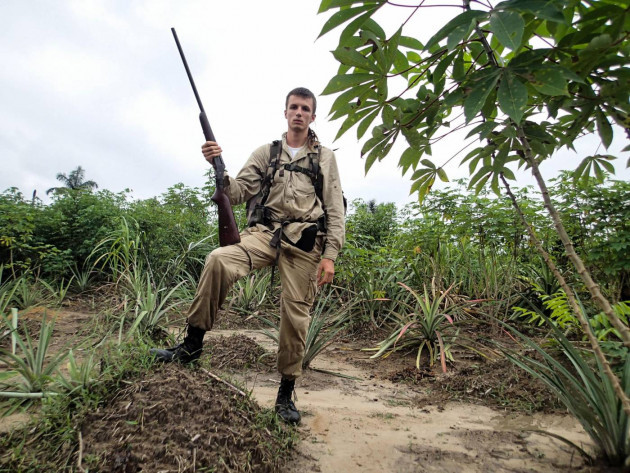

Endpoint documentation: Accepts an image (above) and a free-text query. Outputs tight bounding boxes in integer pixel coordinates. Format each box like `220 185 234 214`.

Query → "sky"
1 0 628 209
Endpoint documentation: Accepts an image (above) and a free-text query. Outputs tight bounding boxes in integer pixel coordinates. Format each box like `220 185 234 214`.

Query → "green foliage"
502 319 630 466
590 302 630 343
9 276 50 311
91 218 194 340
0 271 18 317
513 289 580 333
551 174 630 300
318 0 630 200
128 183 214 276
91 217 142 286
345 199 398 248
54 349 100 395
125 274 187 340
337 245 406 327
0 341 158 472
514 291 629 364
35 189 127 278
0 313 68 415
45 166 98 195
1 177 213 283
0 188 62 278
40 278 74 306
229 271 271 315
369 283 460 371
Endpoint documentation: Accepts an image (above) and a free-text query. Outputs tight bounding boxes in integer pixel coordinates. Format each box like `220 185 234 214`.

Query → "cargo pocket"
305 274 318 305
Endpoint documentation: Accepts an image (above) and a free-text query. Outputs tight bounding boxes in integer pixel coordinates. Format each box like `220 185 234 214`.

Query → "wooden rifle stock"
171 27 240 247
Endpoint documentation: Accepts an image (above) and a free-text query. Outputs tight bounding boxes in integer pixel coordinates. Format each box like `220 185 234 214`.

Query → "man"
151 87 345 425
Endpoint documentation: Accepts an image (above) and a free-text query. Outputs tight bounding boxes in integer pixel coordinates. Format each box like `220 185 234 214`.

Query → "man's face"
284 95 315 133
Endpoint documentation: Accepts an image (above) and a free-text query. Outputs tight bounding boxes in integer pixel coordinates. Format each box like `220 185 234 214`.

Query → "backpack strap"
246 140 281 227
260 140 282 206
308 144 323 203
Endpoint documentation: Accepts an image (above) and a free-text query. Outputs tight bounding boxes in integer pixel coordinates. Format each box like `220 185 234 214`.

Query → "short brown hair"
285 87 317 114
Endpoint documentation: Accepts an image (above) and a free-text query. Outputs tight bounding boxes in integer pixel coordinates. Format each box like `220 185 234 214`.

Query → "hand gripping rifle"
171 28 240 246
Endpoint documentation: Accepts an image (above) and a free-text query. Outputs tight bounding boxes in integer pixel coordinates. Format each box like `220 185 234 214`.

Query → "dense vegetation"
3 170 628 311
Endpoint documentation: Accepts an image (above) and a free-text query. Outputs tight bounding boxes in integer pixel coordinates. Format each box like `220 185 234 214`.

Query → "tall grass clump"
91 218 201 340
0 313 68 415
502 317 630 467
229 271 271 315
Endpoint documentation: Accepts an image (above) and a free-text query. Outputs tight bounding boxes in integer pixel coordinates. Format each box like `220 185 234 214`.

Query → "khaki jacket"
224 135 345 261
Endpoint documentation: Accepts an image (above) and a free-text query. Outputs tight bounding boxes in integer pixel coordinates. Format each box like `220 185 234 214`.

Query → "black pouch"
248 204 272 227
295 224 318 252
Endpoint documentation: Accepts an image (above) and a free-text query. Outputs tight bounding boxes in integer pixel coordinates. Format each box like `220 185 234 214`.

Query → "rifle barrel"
171 27 205 113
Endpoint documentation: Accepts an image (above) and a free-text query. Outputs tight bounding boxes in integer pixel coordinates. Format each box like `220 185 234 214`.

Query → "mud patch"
80 364 293 472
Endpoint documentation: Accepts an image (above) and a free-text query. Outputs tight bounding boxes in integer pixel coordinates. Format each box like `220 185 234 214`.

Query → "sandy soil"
220 329 595 473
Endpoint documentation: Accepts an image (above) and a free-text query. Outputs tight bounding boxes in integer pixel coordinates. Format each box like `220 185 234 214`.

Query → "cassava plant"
318 0 630 414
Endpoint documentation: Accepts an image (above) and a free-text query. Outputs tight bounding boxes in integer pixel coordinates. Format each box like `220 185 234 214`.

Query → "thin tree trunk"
516 127 630 348
500 174 630 418
465 0 630 348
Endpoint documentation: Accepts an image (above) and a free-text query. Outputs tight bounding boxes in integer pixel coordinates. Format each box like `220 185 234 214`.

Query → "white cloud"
27 45 121 97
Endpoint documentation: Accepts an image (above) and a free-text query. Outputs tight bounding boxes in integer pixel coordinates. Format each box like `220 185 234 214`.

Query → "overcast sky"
1 0 628 208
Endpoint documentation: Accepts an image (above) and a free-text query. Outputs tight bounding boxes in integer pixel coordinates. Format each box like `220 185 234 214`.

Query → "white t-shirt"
288 146 301 158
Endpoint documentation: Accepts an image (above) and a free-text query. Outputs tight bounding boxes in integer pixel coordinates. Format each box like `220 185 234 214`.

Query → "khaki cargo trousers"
187 227 321 379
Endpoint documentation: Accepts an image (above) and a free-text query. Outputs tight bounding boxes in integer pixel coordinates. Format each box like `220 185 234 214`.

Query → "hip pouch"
295 224 318 252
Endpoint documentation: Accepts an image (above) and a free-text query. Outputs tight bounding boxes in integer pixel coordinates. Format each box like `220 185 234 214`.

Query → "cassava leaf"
489 10 524 51
399 146 421 174
497 72 528 123
464 73 501 123
437 167 449 182
322 73 376 95
595 109 613 149
425 10 487 50
531 69 569 96
318 4 381 38
333 47 380 73
357 107 382 139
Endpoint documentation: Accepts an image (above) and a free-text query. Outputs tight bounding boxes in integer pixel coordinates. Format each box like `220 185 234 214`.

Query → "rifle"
171 27 241 247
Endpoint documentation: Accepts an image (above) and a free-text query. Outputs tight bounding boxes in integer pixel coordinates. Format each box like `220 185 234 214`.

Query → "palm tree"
46 166 98 195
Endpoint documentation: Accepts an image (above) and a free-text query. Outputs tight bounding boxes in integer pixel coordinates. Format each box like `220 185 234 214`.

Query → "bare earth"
227 330 594 473
0 310 598 472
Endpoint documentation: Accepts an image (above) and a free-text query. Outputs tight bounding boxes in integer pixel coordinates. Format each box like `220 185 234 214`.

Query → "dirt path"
225 330 594 473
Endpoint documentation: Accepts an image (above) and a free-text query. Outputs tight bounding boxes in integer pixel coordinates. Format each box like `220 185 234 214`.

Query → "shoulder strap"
267 140 282 185
258 140 282 206
310 145 323 202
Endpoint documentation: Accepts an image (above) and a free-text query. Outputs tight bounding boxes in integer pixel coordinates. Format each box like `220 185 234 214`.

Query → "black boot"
275 377 301 425
150 325 205 364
